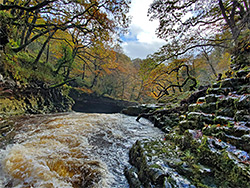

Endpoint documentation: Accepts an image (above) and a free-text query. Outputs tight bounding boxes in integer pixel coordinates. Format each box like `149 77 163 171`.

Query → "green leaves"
148 0 250 65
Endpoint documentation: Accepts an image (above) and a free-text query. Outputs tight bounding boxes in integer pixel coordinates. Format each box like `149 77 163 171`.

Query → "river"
0 112 163 188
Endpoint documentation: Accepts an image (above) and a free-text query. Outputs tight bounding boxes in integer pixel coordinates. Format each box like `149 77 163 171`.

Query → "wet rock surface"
0 118 15 148
127 68 250 187
0 76 74 115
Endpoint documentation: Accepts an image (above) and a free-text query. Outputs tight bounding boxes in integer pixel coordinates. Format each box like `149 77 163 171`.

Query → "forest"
0 0 249 103
0 1 250 187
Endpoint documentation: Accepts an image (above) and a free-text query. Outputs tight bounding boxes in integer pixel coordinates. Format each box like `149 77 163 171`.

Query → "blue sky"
120 0 166 59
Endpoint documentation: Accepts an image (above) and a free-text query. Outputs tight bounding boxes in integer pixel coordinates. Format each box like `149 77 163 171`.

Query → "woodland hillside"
0 0 249 108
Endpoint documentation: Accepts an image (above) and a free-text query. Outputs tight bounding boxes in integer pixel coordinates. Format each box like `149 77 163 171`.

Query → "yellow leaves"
77 87 93 94
217 52 231 71
54 52 64 60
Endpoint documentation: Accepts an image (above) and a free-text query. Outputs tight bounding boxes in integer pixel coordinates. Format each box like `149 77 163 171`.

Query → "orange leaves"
196 101 204 104
77 87 93 94
216 124 221 127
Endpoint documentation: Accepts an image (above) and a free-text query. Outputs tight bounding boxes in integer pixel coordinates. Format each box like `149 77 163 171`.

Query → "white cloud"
122 40 164 59
121 0 166 59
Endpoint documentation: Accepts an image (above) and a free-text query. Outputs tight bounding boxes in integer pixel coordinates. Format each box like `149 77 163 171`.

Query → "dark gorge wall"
69 89 137 113
0 76 74 115
0 75 137 115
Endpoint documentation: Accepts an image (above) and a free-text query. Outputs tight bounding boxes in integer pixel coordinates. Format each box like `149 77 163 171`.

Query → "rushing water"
0 112 163 188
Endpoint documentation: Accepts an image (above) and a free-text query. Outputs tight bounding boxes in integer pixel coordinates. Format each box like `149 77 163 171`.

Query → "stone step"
190 93 249 119
206 136 250 164
205 94 224 103
215 107 235 118
186 112 215 123
235 94 250 110
238 85 250 94
166 130 250 187
188 102 217 114
204 121 250 136
213 115 234 125
234 110 250 122
207 87 234 95
220 78 247 89
236 69 250 78
129 140 196 188
196 96 205 103
179 112 215 130
212 81 220 89
202 124 250 152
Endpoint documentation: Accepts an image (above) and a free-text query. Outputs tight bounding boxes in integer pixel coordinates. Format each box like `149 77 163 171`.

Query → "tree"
134 57 199 101
1 0 131 59
148 0 250 68
0 0 56 12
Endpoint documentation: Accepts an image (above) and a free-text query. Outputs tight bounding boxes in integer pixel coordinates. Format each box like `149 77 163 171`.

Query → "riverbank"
125 68 250 187
0 75 138 116
0 76 74 116
0 76 138 150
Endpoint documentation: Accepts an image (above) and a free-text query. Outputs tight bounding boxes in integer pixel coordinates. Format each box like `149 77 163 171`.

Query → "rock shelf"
126 69 250 187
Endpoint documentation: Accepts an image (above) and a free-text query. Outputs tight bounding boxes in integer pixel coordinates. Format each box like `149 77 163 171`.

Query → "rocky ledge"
0 75 74 115
125 68 250 187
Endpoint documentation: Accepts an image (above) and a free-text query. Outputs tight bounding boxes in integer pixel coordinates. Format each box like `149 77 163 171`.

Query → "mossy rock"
199 102 217 114
187 112 214 126
179 120 197 130
235 94 250 110
234 110 250 121
220 78 243 89
238 85 250 94
205 94 220 103
214 115 233 125
122 106 151 116
216 107 235 118
0 119 16 148
212 82 221 88
236 69 250 77
197 97 205 103
216 97 237 109
188 103 202 112
124 166 142 188
207 88 228 95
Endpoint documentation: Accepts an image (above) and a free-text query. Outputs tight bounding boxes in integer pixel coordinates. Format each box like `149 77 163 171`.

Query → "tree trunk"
176 71 182 92
45 42 50 64
24 10 39 45
82 63 86 80
202 48 217 77
33 29 56 64
218 0 239 41
12 29 51 53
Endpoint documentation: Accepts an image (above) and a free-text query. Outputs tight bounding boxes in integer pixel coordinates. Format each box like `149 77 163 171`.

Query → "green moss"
149 164 162 169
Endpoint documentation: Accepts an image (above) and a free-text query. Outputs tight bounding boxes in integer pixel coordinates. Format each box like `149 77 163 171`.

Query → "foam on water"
0 112 163 188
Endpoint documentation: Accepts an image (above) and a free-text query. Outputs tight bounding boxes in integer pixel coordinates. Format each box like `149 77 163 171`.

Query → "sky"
120 0 166 60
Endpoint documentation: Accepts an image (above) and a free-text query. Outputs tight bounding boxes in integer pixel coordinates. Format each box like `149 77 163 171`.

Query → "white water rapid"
0 112 163 188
